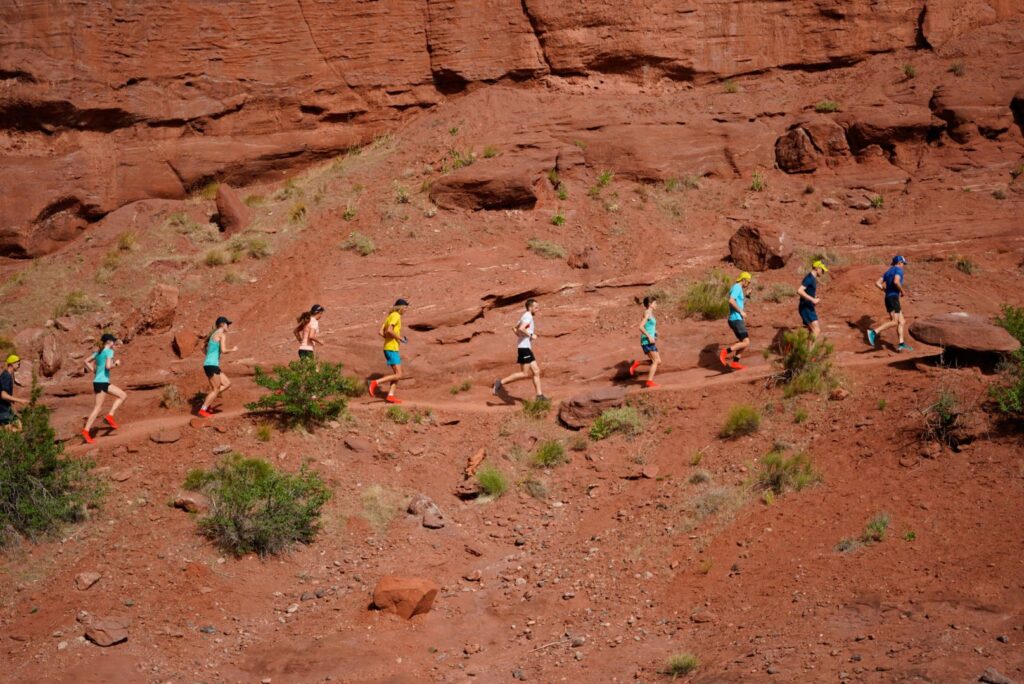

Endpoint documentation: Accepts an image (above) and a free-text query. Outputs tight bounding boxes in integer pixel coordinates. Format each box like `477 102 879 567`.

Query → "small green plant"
528 238 566 259
903 64 917 79
990 305 1024 415
753 450 820 494
719 404 761 438
289 202 307 223
275 179 302 201
953 255 976 275
596 170 614 188
449 380 472 395
689 450 704 466
949 60 966 77
243 194 266 207
54 290 99 318
903 530 916 542
993 188 1006 200
571 435 588 452
385 405 411 424
663 653 699 676
246 360 359 429
482 145 498 159
183 454 330 556
203 249 227 267
664 178 681 192
815 100 840 113
688 470 710 485
198 181 220 200
683 270 731 320
532 440 567 468
117 232 137 252
870 195 884 209
861 512 890 543
342 205 357 221
1010 164 1024 179
395 185 410 204
450 149 476 169
921 389 968 446
101 250 121 272
476 464 509 497
550 211 566 226
723 79 738 93
255 422 273 442
589 407 642 441
228 236 271 261
448 126 459 136
877 398 887 411
750 171 766 192
522 396 552 419
793 407 809 424
777 328 836 398
341 231 375 256
557 185 568 200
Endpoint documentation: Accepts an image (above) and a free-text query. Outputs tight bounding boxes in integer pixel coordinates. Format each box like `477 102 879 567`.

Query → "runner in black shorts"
199 316 238 418
493 299 546 401
720 272 752 370
867 256 913 352
628 296 661 388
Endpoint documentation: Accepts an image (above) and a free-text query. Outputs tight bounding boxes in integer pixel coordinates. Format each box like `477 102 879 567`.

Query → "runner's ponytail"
294 311 312 342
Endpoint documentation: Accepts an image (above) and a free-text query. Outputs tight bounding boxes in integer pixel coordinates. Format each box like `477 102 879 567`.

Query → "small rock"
562 591 575 600
212 445 232 455
75 572 102 591
150 429 181 444
301 592 315 601
83 615 130 647
464 643 482 655
463 570 482 582
514 538 526 547
188 417 209 430
691 609 718 624
199 625 217 634
829 388 850 401
286 603 299 614
767 665 780 675
110 469 132 482
640 465 659 479
822 197 840 208
979 668 1015 684
996 635 1009 643
343 435 373 454
571 636 586 647
173 492 211 514
512 670 527 681
371 576 439 620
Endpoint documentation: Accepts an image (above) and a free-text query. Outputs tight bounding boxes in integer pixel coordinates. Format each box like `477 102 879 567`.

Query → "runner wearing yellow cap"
1 354 29 431
719 272 752 370
798 260 828 340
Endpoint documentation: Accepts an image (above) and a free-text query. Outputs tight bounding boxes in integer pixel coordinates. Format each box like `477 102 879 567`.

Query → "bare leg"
896 313 906 344
500 367 531 386
729 338 750 359
84 393 106 432
528 362 542 396
646 351 661 382
201 374 223 411
107 385 127 415
807 320 821 341
873 312 899 339
377 364 402 396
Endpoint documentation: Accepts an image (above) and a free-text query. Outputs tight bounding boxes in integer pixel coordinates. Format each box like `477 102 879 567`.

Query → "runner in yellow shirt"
369 299 409 404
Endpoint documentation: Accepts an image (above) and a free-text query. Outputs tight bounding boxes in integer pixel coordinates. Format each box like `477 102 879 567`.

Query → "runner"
369 299 408 404
492 299 547 401
294 304 325 360
1 354 29 431
82 333 127 444
719 272 753 370
866 256 913 352
628 296 661 388
797 260 828 341
198 316 238 418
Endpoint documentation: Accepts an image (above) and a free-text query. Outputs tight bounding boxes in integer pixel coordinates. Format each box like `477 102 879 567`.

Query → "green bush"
815 100 840 113
341 231 375 256
532 440 566 468
203 249 227 267
528 238 566 259
719 404 760 438
683 271 731 320
778 328 836 397
991 306 1024 415
903 64 916 79
861 512 890 544
449 380 472 395
589 407 642 441
550 211 566 226
476 465 508 497
246 360 358 429
870 195 884 209
385 405 410 424
949 60 966 77
0 390 103 546
183 454 330 556
753 451 819 495
750 171 766 192
522 396 552 419
762 283 797 303
664 653 699 676
921 389 967 446
953 255 976 275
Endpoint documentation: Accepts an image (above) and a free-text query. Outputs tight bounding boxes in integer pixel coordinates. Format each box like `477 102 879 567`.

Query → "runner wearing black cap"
294 304 325 360
369 299 408 404
199 316 238 418
867 255 913 352
82 333 127 443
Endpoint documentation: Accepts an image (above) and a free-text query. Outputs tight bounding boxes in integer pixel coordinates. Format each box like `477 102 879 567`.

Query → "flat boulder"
728 223 793 271
173 491 211 514
215 184 252 236
558 386 627 430
429 165 538 210
150 429 182 444
372 576 439 620
909 313 1021 353
81 614 130 647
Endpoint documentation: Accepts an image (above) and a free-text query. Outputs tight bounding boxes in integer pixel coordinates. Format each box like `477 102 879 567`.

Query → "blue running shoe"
866 329 877 347
898 343 913 352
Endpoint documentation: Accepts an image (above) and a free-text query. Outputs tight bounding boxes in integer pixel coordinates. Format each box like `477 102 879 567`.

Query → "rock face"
776 119 852 173
123 284 179 340
371 576 439 620
559 387 627 430
40 333 62 377
728 224 793 271
909 313 1022 353
215 184 251 236
429 165 540 210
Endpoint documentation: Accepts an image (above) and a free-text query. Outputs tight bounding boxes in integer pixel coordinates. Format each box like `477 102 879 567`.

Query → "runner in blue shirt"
866 256 913 352
82 333 127 444
628 296 661 388
797 260 829 340
719 272 753 370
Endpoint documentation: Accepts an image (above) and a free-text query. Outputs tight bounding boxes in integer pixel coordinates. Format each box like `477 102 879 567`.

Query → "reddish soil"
2 4 1024 683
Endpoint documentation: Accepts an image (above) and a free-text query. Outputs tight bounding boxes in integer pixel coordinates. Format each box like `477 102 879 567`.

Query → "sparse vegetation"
522 478 548 500
482 145 499 159
228 235 271 261
116 232 137 252
920 388 967 447
289 202 307 223
476 464 509 497
359 484 403 533
793 407 809 424
993 188 1006 200
341 231 375 256
197 181 220 200
385 405 411 424
450 149 476 169
449 380 472 395
394 184 410 204
522 396 552 419
255 423 273 442
182 454 330 557
550 211 566 226
763 283 797 303
203 249 228 267
835 537 860 553
877 398 887 411
54 290 99 318
589 407 642 441
342 205 357 221
243 194 266 207
991 305 1024 415
275 179 301 201
903 530 916 542
596 170 614 188
246 360 359 429
448 126 459 136
903 64 917 79
777 328 836 398
870 195 884 209
683 270 731 320
723 79 738 93
688 470 711 485
663 653 699 677
528 238 566 259
815 99 840 113
1010 164 1024 179
750 171 766 192
753 450 820 495
949 60 966 77
861 512 890 543
719 404 761 438
159 385 184 410
953 255 976 275
532 440 567 468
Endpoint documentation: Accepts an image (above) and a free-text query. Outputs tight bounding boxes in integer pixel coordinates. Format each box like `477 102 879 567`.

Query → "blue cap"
394 298 409 306
891 255 907 265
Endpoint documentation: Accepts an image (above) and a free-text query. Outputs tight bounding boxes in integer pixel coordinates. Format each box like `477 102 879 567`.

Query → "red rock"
640 466 659 480
775 126 818 173
75 572 102 591
40 333 61 377
930 82 1015 141
429 164 540 211
567 246 597 269
173 331 199 359
728 223 793 272
83 615 130 647
558 387 627 430
173 492 211 514
343 435 373 454
372 576 439 620
150 429 182 444
464 448 486 478
909 313 1021 353
829 388 850 401
188 417 210 430
215 184 252 236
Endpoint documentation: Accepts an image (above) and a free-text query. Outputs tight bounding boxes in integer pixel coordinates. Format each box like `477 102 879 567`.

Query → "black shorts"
884 295 901 314
93 382 110 394
517 348 536 365
298 349 314 360
204 365 222 378
0 412 15 426
728 318 749 341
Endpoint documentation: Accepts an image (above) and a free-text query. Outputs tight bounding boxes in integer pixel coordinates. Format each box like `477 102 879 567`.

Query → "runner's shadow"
610 361 636 385
697 343 731 374
846 317 897 353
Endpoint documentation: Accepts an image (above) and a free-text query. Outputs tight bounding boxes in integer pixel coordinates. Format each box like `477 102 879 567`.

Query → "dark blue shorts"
203 365 222 378
93 382 110 394
641 343 658 354
728 318 749 341
799 306 818 325
885 295 901 314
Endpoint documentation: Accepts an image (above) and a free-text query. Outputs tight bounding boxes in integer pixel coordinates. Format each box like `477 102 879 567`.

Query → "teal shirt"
728 283 745 321
93 348 113 383
204 334 221 367
641 314 657 344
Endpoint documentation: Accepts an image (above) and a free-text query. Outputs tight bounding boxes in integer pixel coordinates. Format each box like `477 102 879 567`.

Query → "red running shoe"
719 349 730 367
198 408 213 418
385 395 402 404
628 360 640 376
368 380 378 398
645 380 660 388
729 360 746 370
82 429 95 444
104 414 119 430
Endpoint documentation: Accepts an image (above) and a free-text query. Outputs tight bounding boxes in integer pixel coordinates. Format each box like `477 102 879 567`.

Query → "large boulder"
910 313 1021 353
775 119 850 173
80 614 130 647
372 576 439 620
429 165 539 210
40 333 62 377
215 184 252 236
172 330 199 358
558 386 627 430
929 83 1015 141
728 223 793 271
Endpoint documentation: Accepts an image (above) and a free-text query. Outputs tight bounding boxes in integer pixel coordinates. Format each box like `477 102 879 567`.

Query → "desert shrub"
835 537 860 553
246 360 358 429
203 249 227 267
556 185 568 201
762 283 796 303
532 440 566 468
341 231 375 256
228 236 271 261
815 99 840 113
0 392 103 547
117 232 137 251
522 396 552 419
476 465 509 497
664 653 699 676
949 60 966 76
861 512 890 543
589 407 642 441
550 211 566 226
482 145 498 159
528 238 566 259
596 170 614 188
360 484 403 533
385 405 410 424
920 389 967 446
449 380 472 395
342 205 357 221
870 195 884 209
953 255 976 275
243 194 266 207
100 250 121 271
793 407 809 424
1011 164 1024 179
450 149 476 168
991 305 1024 415
197 181 220 200
183 454 330 556
522 478 548 500
903 64 916 79
275 178 301 201
683 271 731 320
394 184 410 204
688 470 710 485
993 188 1006 200
777 328 836 398
904 530 916 542
159 385 184 409
750 171 766 192
255 423 273 442
289 202 307 223
753 450 819 495
719 404 761 438
54 290 99 318
723 79 738 93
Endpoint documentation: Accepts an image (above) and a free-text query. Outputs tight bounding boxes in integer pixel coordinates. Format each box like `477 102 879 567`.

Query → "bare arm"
875 277 886 292
892 274 905 295
638 311 652 337
797 285 819 305
1 390 27 405
221 332 239 353
382 323 402 342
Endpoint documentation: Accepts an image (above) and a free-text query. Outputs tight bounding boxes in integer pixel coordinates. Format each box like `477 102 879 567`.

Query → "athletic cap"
736 272 752 282
215 316 232 326
5 354 20 365
100 333 117 343
891 255 907 265
310 304 325 314
394 298 410 306
812 260 829 273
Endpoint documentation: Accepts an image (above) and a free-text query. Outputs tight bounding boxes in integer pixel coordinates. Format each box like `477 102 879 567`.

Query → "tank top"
641 313 657 344
204 333 221 367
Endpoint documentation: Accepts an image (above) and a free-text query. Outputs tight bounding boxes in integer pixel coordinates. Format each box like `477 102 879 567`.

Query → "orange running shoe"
104 414 119 429
729 360 746 370
719 349 729 367
198 408 213 418
628 360 640 376
385 395 402 404
368 380 378 398
82 429 95 444
645 380 659 388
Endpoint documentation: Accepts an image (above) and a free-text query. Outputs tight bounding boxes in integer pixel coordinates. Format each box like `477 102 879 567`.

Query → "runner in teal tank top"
199 316 238 418
628 296 662 388
82 333 128 444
